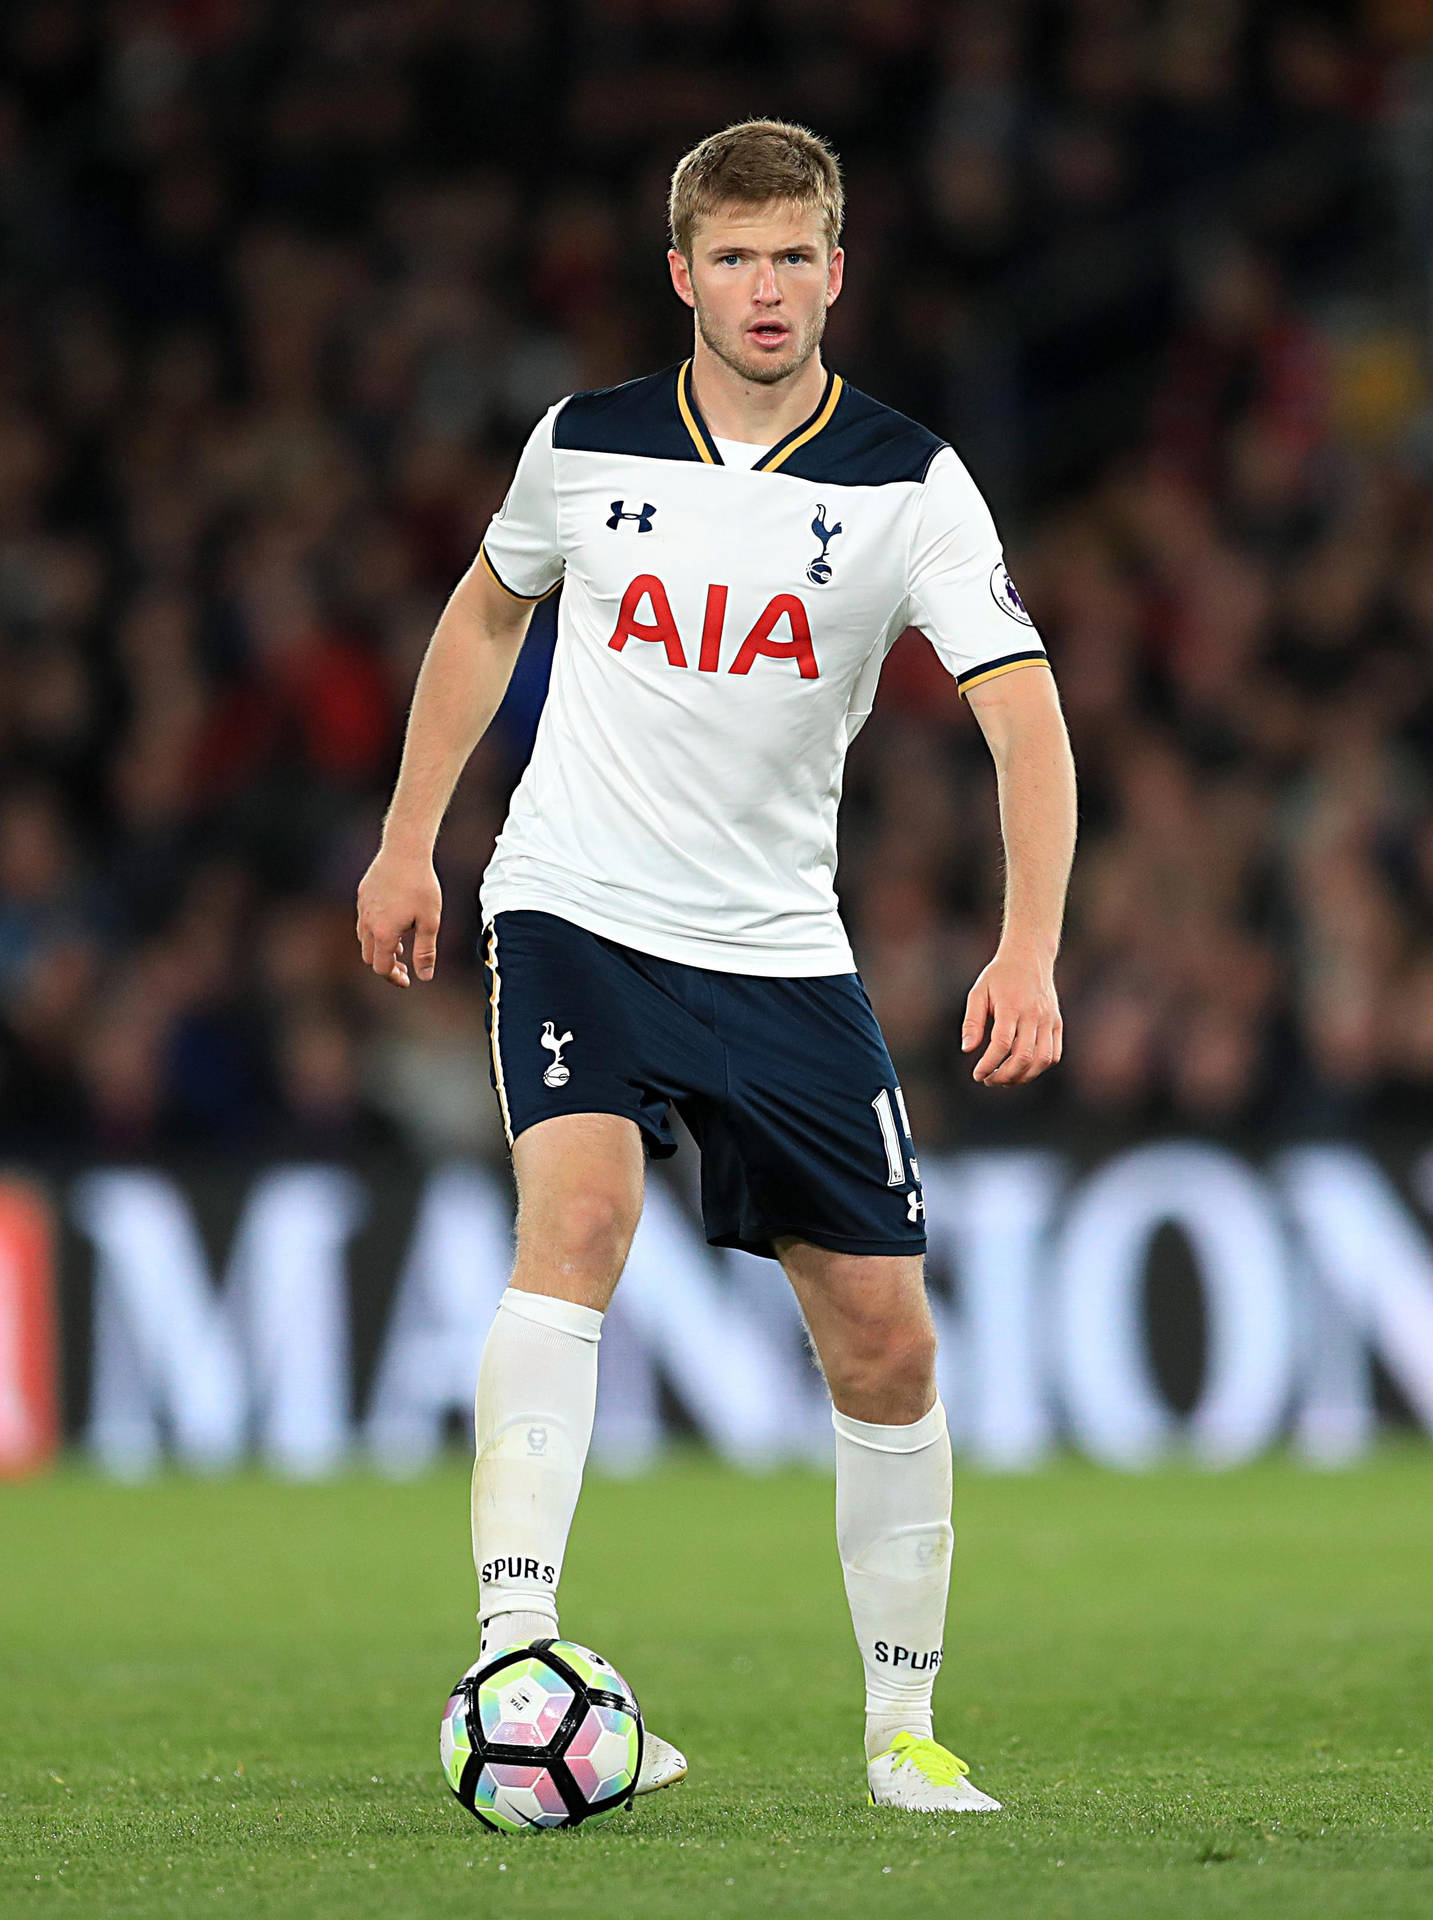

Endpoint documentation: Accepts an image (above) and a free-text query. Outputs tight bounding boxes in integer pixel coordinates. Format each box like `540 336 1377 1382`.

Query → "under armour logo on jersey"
607 500 656 532
907 1189 925 1224
540 1020 573 1087
806 504 843 585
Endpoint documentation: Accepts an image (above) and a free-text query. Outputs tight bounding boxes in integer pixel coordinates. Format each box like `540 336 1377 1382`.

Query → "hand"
356 846 442 988
961 945 1063 1086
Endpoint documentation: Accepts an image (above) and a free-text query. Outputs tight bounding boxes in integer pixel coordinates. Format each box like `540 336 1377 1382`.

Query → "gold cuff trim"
479 544 551 602
958 655 1051 698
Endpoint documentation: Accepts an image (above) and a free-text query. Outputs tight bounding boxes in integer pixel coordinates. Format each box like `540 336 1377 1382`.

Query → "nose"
753 258 781 304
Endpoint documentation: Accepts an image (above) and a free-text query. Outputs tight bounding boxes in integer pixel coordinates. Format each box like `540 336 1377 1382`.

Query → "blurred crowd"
2 0 1433 1158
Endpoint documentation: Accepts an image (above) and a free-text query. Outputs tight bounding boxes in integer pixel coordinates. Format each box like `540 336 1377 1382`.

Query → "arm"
356 558 536 987
961 664 1077 1084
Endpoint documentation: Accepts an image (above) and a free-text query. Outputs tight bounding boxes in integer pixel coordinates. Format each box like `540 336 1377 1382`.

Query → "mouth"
746 320 791 351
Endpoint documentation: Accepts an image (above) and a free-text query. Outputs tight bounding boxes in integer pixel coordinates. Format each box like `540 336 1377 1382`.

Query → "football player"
358 119 1077 1812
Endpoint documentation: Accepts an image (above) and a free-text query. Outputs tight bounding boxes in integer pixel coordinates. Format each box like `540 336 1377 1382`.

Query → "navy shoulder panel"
552 366 698 462
776 382 947 486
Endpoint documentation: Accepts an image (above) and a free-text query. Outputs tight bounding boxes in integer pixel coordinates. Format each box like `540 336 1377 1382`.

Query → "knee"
518 1182 638 1283
825 1314 938 1424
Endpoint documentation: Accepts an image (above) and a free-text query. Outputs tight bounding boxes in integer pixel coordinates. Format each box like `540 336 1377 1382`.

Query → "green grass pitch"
3 1453 1431 1919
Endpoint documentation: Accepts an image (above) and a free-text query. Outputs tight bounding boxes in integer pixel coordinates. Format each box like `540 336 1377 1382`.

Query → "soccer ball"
440 1639 643 1832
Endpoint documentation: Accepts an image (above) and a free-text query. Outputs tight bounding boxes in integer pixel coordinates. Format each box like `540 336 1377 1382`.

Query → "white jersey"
478 360 1048 976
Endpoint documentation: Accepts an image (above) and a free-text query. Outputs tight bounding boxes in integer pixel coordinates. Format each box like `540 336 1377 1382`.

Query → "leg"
510 1110 646 1310
472 1113 643 1654
776 1240 936 1425
777 1240 952 1761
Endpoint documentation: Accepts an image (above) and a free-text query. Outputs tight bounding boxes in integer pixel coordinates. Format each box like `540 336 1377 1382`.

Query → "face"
669 201 843 387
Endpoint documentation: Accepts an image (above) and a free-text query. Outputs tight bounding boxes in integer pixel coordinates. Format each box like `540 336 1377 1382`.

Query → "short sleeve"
477 403 565 601
905 448 1049 697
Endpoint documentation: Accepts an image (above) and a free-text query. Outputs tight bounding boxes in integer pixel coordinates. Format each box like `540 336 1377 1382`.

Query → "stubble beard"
694 298 828 389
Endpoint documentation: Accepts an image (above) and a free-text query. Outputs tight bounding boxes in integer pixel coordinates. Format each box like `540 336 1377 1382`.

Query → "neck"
689 335 827 445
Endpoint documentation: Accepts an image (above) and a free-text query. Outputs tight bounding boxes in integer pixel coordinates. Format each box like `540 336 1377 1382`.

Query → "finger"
973 1010 1018 1082
412 912 441 981
986 1015 1040 1085
368 924 403 980
1052 1020 1064 1065
386 934 411 989
1033 1022 1059 1080
962 980 991 1052
1007 1019 1056 1084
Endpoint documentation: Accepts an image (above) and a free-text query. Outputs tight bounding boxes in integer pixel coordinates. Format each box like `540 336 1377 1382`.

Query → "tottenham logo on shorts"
540 1020 573 1087
990 562 1033 625
607 500 656 532
806 504 843 585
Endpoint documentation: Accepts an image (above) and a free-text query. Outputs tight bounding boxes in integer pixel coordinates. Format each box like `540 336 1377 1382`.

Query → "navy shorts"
480 910 926 1261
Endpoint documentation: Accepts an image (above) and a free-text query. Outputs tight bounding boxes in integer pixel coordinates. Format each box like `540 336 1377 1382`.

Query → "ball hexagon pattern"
474 1763 570 1831
440 1640 643 1832
439 1688 472 1794
546 1642 636 1703
564 1703 642 1805
477 1655 575 1748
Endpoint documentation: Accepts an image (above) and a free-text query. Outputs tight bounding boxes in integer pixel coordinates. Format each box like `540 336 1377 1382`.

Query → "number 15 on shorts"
872 1086 924 1222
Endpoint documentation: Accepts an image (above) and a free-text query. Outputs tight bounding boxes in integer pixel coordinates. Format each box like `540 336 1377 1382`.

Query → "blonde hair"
668 119 844 258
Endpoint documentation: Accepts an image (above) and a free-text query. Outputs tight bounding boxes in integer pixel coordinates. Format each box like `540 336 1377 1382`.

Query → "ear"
668 248 696 310
825 246 845 308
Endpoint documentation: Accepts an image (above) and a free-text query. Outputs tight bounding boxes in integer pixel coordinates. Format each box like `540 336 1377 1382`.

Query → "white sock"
471 1287 603 1658
832 1400 954 1762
